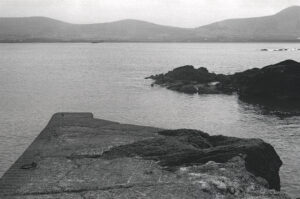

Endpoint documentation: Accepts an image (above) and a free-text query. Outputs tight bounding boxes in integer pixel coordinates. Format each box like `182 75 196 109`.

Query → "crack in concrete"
8 182 174 197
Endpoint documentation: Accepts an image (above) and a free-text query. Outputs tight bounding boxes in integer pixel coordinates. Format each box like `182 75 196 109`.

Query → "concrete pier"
0 113 290 198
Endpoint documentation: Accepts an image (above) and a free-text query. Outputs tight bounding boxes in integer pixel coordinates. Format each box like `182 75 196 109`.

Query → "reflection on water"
238 97 300 117
237 98 300 197
0 43 299 197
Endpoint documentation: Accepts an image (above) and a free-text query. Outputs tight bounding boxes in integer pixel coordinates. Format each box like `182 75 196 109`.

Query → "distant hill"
0 6 300 42
0 17 192 42
194 6 300 42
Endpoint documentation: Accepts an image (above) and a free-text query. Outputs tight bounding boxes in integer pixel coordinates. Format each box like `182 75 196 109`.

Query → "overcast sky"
0 0 300 27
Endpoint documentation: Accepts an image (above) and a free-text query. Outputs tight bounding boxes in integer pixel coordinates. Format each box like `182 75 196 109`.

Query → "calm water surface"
0 43 299 197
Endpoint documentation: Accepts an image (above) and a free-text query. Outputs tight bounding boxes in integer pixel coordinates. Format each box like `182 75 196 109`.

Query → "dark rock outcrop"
147 65 218 84
102 129 282 191
230 60 300 100
147 65 224 94
148 59 300 102
239 97 300 117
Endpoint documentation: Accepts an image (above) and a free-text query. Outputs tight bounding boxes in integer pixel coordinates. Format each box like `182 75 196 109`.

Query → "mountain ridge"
0 6 300 42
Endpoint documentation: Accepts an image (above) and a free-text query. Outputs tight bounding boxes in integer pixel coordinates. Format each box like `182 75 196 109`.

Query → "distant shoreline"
1 7 300 44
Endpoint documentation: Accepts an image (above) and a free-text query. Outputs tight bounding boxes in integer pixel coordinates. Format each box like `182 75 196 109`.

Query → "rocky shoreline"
0 113 291 198
147 60 300 102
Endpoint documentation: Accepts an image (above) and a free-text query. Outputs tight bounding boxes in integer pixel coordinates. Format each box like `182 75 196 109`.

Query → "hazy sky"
0 0 300 27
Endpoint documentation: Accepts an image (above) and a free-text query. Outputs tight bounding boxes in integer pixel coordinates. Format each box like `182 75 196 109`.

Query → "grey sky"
0 0 300 27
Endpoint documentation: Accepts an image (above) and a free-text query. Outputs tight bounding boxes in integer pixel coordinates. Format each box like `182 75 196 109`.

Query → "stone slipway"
0 113 290 198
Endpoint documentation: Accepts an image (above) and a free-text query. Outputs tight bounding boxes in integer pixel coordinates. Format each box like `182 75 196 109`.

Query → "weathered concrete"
0 113 290 198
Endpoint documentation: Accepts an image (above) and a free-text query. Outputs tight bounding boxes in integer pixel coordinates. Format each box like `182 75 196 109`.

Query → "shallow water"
0 43 299 197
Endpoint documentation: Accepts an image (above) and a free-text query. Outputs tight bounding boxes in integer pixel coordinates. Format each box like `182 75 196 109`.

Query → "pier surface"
0 113 290 198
